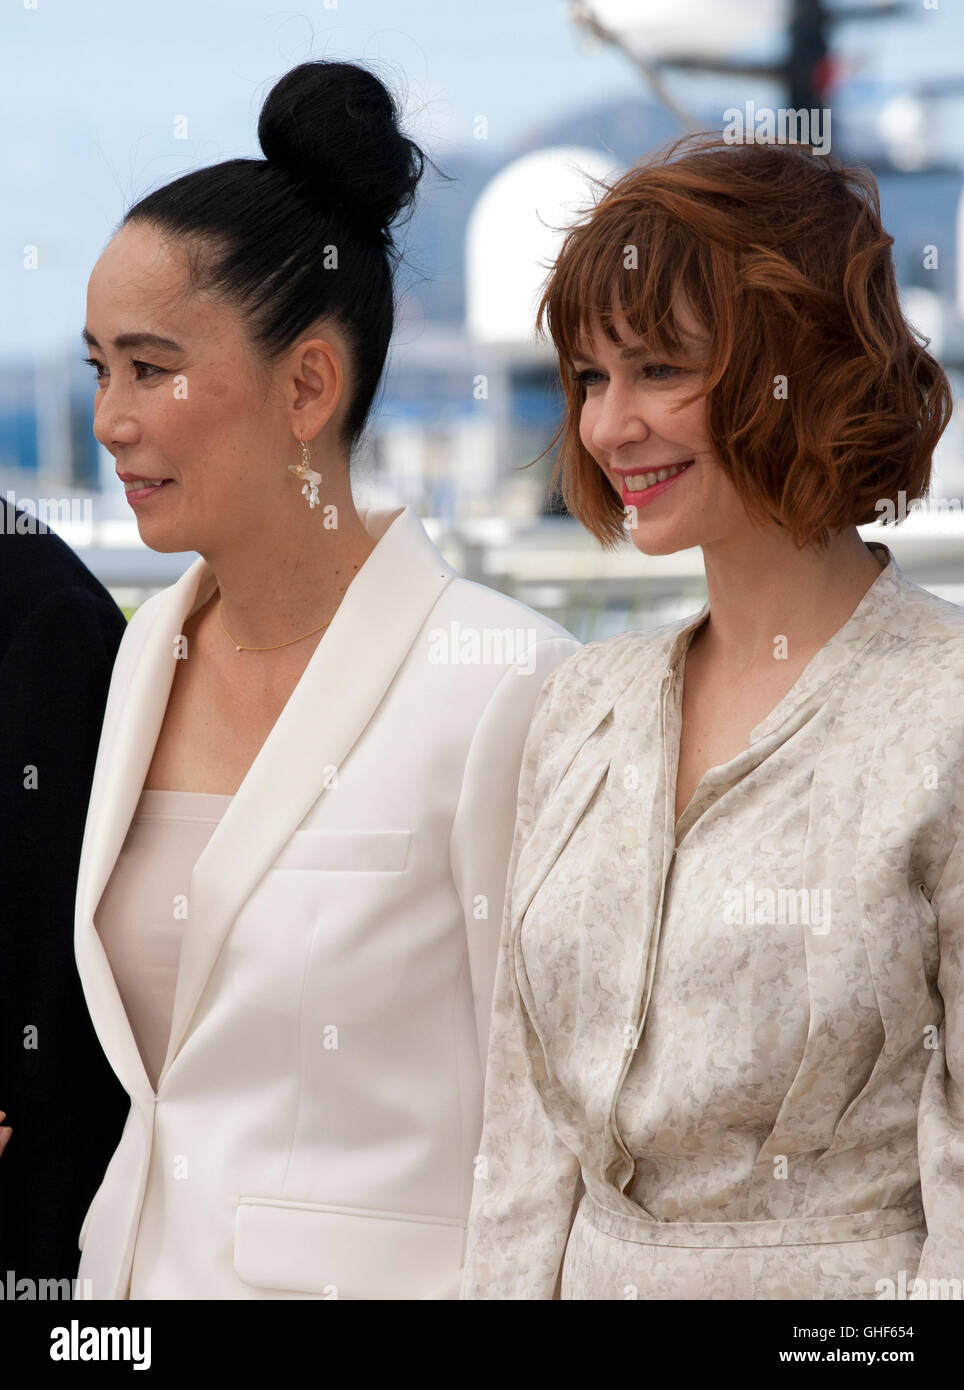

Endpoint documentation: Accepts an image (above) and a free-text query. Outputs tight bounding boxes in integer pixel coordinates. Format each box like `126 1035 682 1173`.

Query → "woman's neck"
694 525 887 674
200 504 377 654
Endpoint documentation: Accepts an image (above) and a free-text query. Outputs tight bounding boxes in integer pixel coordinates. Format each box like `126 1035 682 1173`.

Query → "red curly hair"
536 131 953 551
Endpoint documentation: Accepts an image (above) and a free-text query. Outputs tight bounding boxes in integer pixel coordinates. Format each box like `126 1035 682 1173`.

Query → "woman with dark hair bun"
462 132 964 1300
73 59 578 1300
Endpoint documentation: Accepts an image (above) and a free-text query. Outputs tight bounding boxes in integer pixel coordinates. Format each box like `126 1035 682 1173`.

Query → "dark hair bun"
258 60 424 238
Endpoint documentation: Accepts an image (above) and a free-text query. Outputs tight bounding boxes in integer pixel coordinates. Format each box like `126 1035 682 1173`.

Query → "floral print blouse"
460 543 964 1299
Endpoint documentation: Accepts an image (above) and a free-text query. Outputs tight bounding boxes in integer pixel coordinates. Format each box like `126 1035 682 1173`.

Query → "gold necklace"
217 598 334 652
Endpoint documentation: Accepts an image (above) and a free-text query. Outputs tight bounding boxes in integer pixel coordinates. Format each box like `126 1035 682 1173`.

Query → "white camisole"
93 788 233 1091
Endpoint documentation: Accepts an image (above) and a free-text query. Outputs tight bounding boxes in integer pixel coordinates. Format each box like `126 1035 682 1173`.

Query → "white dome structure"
466 146 623 346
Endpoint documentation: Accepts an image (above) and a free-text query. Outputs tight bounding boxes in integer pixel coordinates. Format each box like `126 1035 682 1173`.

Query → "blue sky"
2 0 963 364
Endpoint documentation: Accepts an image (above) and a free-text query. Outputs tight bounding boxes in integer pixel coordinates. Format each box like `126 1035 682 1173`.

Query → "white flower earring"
288 437 322 509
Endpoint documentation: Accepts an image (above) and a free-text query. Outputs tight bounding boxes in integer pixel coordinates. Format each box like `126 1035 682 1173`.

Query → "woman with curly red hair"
461 132 964 1300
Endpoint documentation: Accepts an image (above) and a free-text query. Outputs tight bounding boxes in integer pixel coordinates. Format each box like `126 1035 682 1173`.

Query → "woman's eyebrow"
81 327 184 353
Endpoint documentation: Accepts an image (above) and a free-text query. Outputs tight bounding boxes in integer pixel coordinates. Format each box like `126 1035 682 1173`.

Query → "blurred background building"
2 0 963 636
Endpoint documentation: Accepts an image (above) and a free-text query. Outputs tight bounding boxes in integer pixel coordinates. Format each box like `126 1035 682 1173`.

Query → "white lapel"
75 505 455 1101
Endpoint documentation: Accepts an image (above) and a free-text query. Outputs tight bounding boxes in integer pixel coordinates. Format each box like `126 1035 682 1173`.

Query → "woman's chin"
625 526 693 558
132 520 190 555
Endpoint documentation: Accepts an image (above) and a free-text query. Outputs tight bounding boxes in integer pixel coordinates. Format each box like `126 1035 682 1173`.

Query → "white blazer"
74 503 578 1299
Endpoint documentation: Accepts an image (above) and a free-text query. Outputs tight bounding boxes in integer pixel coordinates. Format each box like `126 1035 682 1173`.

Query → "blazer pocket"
269 829 412 873
233 1196 464 1300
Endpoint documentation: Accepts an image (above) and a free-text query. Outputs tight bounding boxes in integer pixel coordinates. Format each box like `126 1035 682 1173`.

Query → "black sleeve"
0 583 131 1283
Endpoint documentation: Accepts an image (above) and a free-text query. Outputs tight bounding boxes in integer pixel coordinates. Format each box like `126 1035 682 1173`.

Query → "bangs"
539 199 714 374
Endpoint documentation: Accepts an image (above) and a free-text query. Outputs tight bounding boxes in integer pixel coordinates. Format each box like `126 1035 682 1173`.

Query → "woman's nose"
591 382 650 454
92 390 138 451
